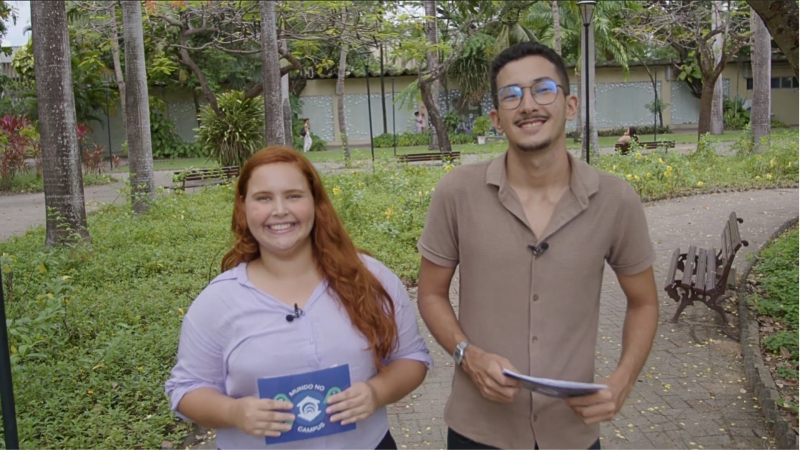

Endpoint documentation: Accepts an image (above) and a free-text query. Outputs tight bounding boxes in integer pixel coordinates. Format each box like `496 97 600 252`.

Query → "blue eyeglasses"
497 79 564 110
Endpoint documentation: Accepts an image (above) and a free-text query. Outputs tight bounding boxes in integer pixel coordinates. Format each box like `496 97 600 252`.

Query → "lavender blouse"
165 256 433 449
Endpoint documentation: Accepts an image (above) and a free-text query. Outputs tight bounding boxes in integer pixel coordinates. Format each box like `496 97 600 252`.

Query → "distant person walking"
302 119 312 153
616 127 638 155
414 112 424 133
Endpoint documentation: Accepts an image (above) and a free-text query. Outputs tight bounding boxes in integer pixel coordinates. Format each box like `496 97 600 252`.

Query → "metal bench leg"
669 291 693 323
707 293 732 325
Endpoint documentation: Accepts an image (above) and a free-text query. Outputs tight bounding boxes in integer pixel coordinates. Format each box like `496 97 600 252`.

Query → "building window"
745 77 797 90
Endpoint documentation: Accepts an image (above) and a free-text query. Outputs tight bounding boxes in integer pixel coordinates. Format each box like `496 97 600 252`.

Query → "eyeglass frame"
496 79 566 110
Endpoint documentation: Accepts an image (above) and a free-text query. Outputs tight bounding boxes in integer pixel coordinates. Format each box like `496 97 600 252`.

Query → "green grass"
0 134 797 448
0 171 114 194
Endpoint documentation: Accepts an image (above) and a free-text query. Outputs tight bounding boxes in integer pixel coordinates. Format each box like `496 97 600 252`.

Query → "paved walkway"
2 161 796 450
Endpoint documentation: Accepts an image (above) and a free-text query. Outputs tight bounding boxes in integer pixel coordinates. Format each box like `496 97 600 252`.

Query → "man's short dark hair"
490 42 571 109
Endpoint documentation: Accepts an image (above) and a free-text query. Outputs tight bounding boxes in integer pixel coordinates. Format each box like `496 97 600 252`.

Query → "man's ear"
565 94 578 121
490 109 503 134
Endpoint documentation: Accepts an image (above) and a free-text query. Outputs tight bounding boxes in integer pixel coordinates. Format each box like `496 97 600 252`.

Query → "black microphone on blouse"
285 303 304 322
528 242 549 258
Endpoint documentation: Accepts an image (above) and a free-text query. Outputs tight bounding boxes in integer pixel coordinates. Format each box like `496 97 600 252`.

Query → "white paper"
502 369 608 398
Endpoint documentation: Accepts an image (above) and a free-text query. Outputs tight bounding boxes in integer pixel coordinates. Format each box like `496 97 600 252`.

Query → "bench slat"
696 248 708 294
721 224 730 260
729 213 743 249
681 246 697 290
706 248 717 293
665 248 681 290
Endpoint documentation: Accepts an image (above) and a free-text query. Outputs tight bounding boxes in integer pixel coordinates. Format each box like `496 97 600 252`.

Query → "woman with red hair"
166 147 432 449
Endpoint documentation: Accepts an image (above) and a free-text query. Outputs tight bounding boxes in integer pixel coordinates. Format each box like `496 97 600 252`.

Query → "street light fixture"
357 50 376 163
577 0 596 165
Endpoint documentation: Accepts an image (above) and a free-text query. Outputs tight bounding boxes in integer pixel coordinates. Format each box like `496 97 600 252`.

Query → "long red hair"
221 146 397 370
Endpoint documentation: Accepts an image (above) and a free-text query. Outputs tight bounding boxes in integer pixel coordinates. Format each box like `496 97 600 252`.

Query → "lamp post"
577 0 596 165
357 50 375 163
391 75 397 156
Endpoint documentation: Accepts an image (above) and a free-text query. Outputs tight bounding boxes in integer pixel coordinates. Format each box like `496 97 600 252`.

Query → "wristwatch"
453 341 470 366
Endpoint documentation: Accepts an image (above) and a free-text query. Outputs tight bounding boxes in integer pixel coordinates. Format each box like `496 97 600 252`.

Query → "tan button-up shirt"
418 152 655 449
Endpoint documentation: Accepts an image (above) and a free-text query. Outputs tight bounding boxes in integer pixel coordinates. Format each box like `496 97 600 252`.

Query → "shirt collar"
486 151 599 207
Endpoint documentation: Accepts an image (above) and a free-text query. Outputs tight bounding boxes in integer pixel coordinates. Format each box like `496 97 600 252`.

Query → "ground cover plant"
0 135 797 447
746 227 799 422
0 170 113 194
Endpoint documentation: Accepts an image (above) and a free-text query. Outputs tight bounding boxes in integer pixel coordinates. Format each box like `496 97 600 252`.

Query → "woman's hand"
325 382 379 425
230 397 295 437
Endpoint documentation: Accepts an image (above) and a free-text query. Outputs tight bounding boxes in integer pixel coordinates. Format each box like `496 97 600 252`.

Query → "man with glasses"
416 42 659 449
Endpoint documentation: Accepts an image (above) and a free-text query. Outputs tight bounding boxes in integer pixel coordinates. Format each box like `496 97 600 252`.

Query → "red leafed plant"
0 115 30 189
82 143 106 175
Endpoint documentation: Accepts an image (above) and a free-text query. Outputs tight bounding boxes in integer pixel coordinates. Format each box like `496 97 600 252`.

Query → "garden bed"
744 227 799 432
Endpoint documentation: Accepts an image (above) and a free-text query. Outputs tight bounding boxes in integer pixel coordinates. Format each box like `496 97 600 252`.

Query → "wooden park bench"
663 212 749 324
615 140 676 154
172 166 239 191
397 152 461 164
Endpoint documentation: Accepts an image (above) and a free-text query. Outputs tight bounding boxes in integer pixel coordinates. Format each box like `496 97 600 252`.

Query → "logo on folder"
258 365 355 444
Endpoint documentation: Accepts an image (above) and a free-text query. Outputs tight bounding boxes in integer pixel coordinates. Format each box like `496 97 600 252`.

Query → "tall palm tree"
260 0 284 146
750 7 771 152
31 0 90 246
121 0 155 214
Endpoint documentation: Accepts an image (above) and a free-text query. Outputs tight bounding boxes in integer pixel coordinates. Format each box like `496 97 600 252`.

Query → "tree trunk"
710 2 725 135
281 40 292 147
419 78 451 154
751 7 771 152
31 0 90 246
336 41 350 165
552 1 562 56
260 1 284 147
107 1 126 140
697 78 716 138
747 0 798 78
121 0 155 214
424 0 440 150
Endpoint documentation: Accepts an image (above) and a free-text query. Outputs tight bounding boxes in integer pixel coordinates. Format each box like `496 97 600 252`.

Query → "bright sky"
1 0 31 47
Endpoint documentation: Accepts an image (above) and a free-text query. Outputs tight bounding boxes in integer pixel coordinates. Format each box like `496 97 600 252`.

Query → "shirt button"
533 294 539 302
532 336 538 343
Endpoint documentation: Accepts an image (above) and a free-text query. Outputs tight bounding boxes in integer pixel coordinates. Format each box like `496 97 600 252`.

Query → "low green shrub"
373 132 475 148
0 171 113 194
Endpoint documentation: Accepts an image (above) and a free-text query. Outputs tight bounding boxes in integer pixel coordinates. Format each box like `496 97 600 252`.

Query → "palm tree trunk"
552 1 562 56
424 0 440 150
281 40 292 147
336 9 350 165
710 2 725 135
260 1 285 146
107 1 126 140
121 0 155 214
750 7 771 152
31 0 90 246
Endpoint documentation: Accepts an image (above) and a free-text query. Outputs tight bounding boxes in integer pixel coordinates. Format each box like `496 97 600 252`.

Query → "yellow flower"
87 390 94 395
658 158 665 164
626 174 633 180
666 165 673 172
727 167 731 172
635 153 643 159
696 181 704 187
62 275 70 280
444 165 453 172
770 159 776 168
332 187 342 196
755 175 761 180
766 174 773 180
384 207 395 220
634 175 640 181
612 165 617 171
646 172 652 178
